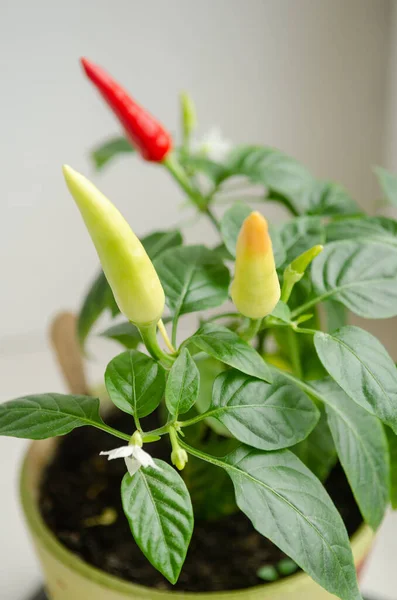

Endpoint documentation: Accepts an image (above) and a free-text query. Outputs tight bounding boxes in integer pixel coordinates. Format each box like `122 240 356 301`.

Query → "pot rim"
20 438 373 599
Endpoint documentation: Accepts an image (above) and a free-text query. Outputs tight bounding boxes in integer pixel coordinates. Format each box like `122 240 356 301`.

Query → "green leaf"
293 407 337 481
100 321 141 349
78 271 119 348
141 229 183 259
179 154 228 184
385 426 397 509
375 166 397 207
220 202 285 266
188 444 361 600
314 326 397 433
154 245 230 319
0 394 104 439
278 216 325 266
190 323 272 382
105 350 166 418
311 240 397 318
207 370 319 450
224 146 314 215
316 379 389 529
324 299 348 333
166 349 200 416
121 459 193 584
270 301 292 323
194 357 230 436
305 181 360 216
326 216 397 246
91 136 135 170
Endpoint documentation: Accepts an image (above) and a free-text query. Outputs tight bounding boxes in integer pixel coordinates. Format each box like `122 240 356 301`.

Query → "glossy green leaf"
121 459 193 584
270 301 292 323
91 136 135 170
194 357 230 436
324 299 348 333
317 379 389 529
305 181 360 216
314 326 397 433
220 202 285 266
166 349 200 416
207 370 319 450
293 407 337 481
375 166 397 207
190 323 272 382
105 350 166 418
141 229 183 259
179 154 228 184
0 394 104 439
224 146 314 214
186 443 361 600
100 321 141 349
326 216 397 246
311 240 397 318
385 426 397 509
78 270 119 348
278 216 325 266
154 245 230 319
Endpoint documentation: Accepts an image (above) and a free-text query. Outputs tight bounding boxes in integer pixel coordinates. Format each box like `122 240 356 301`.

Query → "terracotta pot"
20 437 374 600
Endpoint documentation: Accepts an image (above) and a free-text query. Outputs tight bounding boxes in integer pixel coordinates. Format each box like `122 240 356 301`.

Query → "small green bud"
171 448 188 471
180 91 197 141
130 430 143 448
290 245 324 275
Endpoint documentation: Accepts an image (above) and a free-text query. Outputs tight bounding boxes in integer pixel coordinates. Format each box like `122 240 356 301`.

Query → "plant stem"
94 423 131 442
143 424 171 439
287 328 302 378
163 153 205 210
158 319 176 353
204 206 221 231
239 318 262 341
290 294 331 319
138 323 175 367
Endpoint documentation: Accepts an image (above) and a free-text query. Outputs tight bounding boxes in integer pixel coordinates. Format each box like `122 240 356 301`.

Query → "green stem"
290 294 330 319
178 437 224 469
287 328 302 378
239 318 262 342
138 323 175 367
163 153 206 210
143 424 171 439
204 206 221 232
94 423 131 442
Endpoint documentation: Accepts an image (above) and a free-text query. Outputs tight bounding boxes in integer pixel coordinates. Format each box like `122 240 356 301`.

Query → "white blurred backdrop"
0 1 396 599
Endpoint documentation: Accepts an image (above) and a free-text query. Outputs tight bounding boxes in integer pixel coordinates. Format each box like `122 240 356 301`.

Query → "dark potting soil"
40 411 362 593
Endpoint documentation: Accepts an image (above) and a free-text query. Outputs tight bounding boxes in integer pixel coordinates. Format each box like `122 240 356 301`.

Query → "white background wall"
1 1 396 599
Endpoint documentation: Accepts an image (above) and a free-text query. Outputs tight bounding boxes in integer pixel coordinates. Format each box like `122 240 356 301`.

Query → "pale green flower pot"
20 437 374 600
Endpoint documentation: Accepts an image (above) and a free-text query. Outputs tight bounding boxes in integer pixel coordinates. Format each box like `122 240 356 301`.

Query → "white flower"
191 127 232 163
100 444 159 477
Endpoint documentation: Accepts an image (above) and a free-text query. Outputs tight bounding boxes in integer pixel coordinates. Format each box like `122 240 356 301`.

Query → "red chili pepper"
80 58 172 162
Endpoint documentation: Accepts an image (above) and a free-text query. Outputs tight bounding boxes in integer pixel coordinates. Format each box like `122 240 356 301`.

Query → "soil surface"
40 411 362 592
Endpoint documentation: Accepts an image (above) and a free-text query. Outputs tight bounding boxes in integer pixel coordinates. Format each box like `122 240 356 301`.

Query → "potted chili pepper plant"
3 58 397 600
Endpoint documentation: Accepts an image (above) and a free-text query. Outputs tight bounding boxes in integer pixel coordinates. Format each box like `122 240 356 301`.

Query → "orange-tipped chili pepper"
231 212 280 319
81 58 172 162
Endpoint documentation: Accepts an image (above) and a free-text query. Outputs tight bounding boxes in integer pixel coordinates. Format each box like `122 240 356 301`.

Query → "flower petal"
131 446 159 469
100 446 135 460
125 457 141 477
